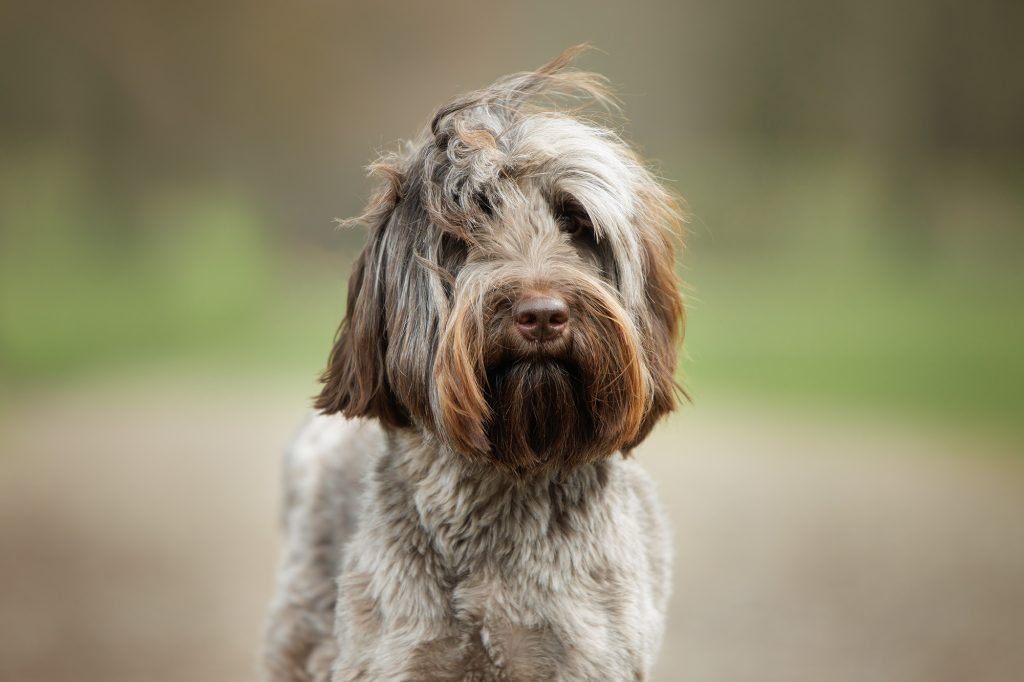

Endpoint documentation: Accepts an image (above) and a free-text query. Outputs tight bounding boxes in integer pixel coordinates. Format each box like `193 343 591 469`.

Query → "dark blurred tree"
1 0 1021 245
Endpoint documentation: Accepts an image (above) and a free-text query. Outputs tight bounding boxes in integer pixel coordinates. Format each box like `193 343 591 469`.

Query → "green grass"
684 255 1024 434
2 148 1022 439
0 153 338 388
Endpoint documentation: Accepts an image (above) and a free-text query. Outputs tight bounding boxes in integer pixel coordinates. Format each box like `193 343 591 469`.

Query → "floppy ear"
624 190 686 450
314 172 410 427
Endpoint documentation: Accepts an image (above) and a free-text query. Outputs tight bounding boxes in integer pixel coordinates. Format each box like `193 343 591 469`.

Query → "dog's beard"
485 359 594 471
433 277 651 476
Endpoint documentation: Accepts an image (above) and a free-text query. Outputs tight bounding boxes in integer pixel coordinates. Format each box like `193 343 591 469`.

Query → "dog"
263 46 685 682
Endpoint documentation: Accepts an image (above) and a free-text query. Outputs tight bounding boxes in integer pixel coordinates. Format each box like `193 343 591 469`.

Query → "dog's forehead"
506 116 638 207
454 114 644 233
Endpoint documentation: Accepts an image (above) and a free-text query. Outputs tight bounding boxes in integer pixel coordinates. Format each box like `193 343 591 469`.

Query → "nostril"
516 311 538 327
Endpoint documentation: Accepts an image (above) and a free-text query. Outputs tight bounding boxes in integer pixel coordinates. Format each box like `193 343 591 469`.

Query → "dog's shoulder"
281 414 384 520
615 456 673 622
614 457 661 505
287 413 384 470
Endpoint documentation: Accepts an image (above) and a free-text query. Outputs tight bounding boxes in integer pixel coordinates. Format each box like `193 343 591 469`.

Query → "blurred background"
1 1 1022 681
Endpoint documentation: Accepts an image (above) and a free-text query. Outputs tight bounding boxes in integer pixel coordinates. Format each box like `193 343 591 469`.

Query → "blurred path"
643 409 1024 682
1 383 1022 682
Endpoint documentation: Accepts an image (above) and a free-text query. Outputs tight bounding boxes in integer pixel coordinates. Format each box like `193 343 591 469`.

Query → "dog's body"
264 48 684 681
266 415 670 681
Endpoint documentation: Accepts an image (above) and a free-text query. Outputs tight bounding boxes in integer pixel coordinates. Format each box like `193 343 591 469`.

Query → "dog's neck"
376 427 615 566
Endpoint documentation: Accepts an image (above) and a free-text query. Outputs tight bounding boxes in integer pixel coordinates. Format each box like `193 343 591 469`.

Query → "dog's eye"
440 231 468 270
559 217 582 236
475 191 495 219
554 198 591 237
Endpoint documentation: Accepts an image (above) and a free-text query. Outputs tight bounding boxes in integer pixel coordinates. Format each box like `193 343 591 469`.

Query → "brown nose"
514 293 570 342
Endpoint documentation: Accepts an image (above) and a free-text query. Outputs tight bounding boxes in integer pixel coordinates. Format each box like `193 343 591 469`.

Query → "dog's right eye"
440 231 469 270
554 197 592 237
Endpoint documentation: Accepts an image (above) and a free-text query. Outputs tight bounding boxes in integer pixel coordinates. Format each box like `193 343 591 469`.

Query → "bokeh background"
2 1 1022 681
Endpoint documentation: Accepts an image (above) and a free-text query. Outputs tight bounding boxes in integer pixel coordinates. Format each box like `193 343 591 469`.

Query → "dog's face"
317 49 684 476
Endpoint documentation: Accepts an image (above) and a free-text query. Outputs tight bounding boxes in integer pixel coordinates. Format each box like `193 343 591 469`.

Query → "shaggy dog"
263 46 685 682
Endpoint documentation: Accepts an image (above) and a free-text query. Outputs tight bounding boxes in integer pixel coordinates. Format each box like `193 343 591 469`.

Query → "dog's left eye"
554 198 591 237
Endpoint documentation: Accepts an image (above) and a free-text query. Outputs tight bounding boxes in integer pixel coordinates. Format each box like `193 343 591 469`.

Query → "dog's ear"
625 189 686 450
314 167 410 427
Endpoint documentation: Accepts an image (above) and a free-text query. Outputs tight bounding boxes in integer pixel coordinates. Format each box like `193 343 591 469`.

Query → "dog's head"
316 47 685 476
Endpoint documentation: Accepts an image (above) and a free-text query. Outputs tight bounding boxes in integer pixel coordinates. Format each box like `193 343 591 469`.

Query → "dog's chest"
401 552 644 681
337 543 641 681
404 571 597 681
335 453 651 680
406 617 566 682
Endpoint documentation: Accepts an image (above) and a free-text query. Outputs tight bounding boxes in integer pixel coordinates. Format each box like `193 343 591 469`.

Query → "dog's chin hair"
484 360 598 475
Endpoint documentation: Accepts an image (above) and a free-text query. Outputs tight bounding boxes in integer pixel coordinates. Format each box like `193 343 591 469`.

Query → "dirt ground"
1 381 1022 682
